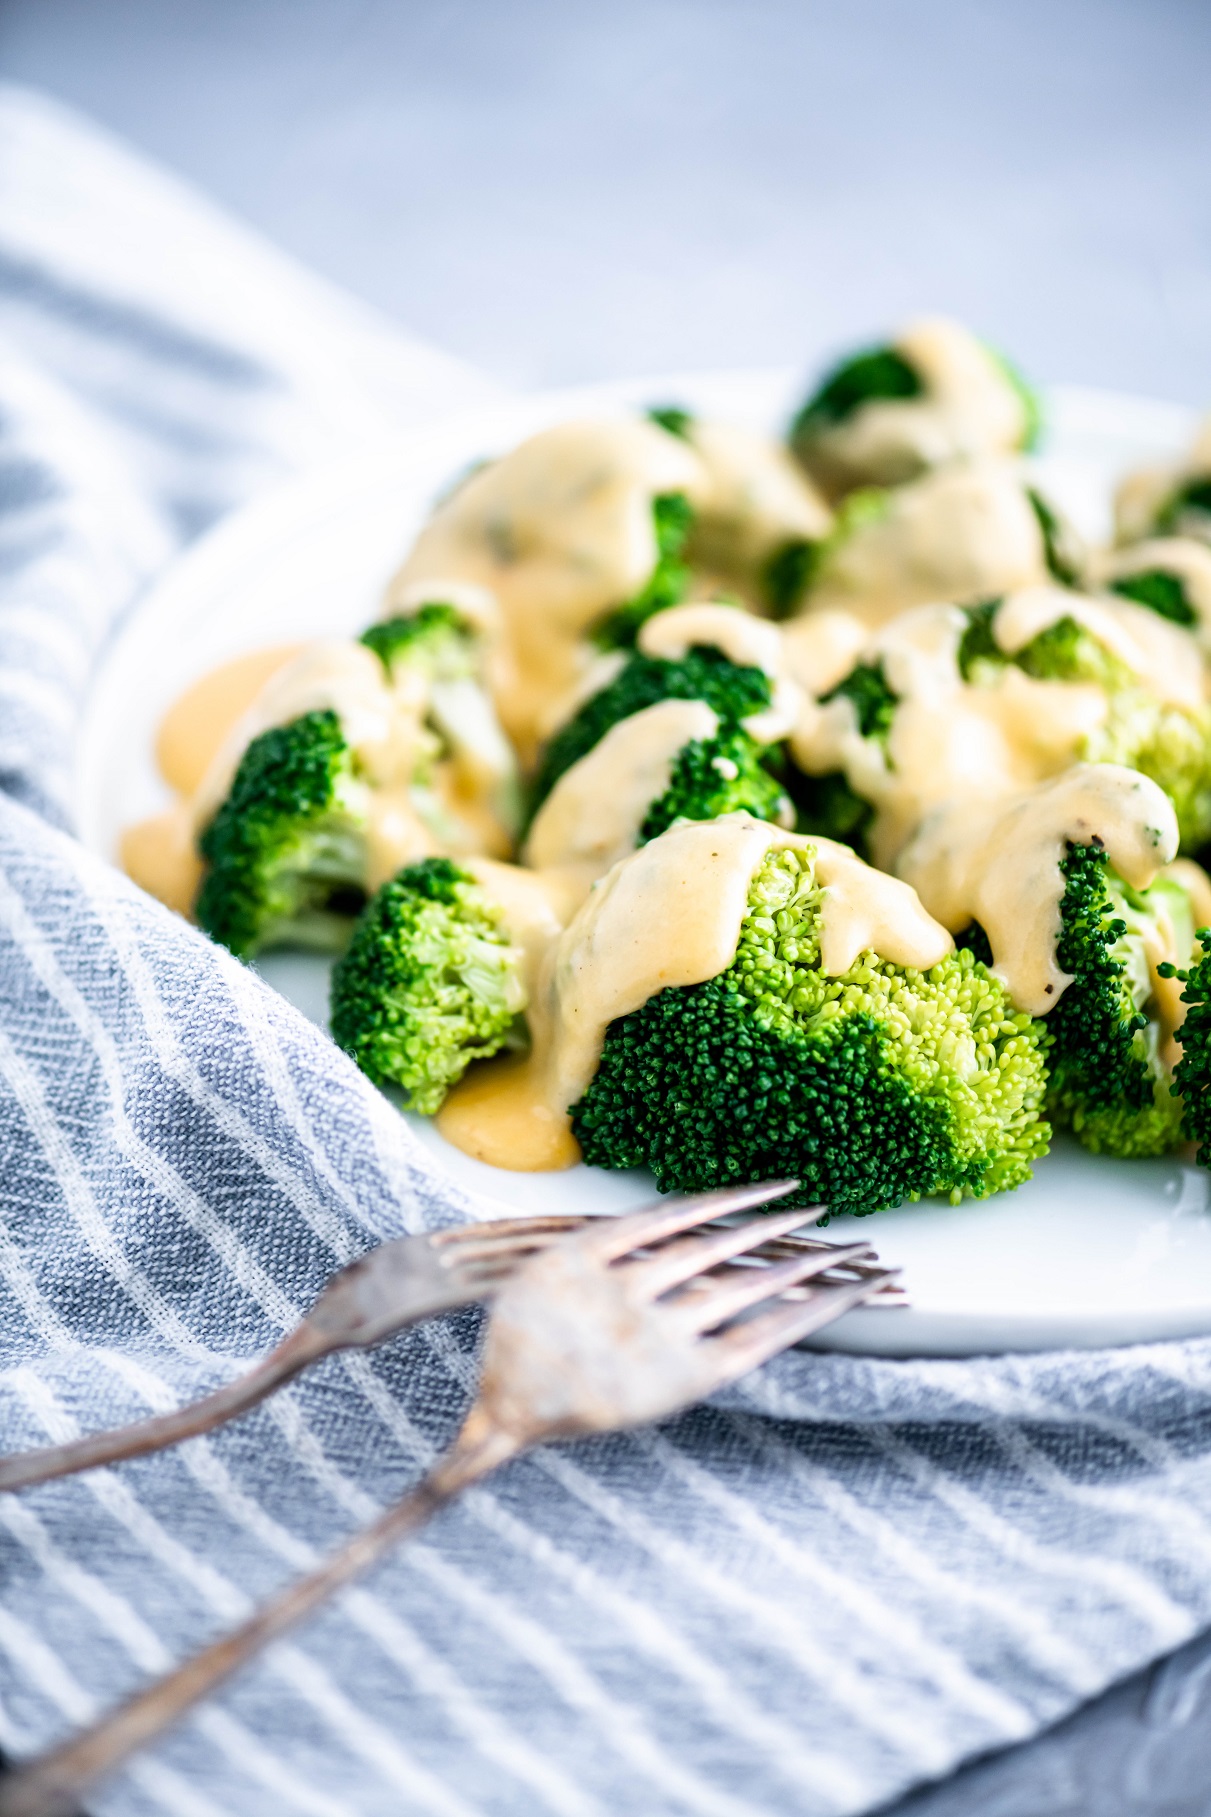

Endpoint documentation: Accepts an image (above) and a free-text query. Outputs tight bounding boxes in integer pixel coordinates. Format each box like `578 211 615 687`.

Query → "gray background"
3 2 1211 1812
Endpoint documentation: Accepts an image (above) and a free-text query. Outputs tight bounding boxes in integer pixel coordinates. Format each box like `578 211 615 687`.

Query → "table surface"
4 2 1211 1811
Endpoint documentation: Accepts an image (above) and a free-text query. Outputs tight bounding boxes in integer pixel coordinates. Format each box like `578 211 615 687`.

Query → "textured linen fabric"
2 79 1211 1817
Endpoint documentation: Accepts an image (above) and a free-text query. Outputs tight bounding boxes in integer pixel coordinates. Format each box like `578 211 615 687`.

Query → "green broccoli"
1022 839 1190 1157
1027 489 1084 588
529 643 774 818
1170 929 1211 1164
762 538 819 618
1156 477 1211 542
572 843 1050 1213
593 493 695 649
647 405 693 441
330 857 525 1113
957 601 1211 850
196 709 370 959
360 602 478 681
638 728 791 843
784 660 898 855
791 347 923 446
1107 569 1198 629
789 338 1040 467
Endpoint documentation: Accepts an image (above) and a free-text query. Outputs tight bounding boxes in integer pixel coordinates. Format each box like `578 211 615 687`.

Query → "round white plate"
77 369 1211 1356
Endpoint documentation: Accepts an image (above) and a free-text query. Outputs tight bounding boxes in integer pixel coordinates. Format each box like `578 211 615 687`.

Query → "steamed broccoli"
571 843 1050 1213
1107 569 1198 629
1156 477 1211 543
762 538 819 618
593 492 695 649
1170 930 1211 1164
530 643 775 817
789 332 1040 485
785 660 897 855
791 347 923 444
959 601 1211 850
1027 489 1084 588
196 710 370 959
360 602 478 681
638 728 791 843
330 857 524 1113
1016 839 1190 1157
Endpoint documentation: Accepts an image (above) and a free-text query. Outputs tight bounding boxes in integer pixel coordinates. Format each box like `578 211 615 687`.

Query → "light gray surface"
3 5 1211 1814
2 0 1210 405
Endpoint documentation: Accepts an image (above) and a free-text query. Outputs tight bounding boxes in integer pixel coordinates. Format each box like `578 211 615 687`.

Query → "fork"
0 1181 896 1817
0 1203 898 1494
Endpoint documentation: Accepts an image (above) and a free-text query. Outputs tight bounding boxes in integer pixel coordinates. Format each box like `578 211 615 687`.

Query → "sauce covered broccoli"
571 841 1050 1212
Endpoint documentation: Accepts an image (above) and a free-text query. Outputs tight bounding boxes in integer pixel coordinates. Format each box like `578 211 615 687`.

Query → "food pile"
124 316 1211 1213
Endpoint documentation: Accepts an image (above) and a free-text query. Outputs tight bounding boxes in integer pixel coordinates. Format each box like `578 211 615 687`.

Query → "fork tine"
708 1271 901 1379
575 1181 804 1262
626 1208 826 1299
674 1243 875 1330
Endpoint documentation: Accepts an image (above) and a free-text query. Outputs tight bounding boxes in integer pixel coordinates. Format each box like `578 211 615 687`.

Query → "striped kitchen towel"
2 80 1211 1817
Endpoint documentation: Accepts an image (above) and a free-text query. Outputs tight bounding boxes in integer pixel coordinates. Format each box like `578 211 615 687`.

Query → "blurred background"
3 0 1210 403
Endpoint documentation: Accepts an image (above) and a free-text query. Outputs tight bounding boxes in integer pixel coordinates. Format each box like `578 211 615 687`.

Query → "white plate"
77 370 1211 1356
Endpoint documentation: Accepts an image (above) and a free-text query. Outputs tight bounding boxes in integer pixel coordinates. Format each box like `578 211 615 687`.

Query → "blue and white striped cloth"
2 80 1211 1817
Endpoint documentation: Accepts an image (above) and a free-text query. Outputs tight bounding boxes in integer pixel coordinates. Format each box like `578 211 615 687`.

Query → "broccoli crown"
360 602 477 681
1043 838 1184 1157
1026 489 1083 588
791 346 922 444
762 537 818 618
593 492 695 649
572 844 1050 1213
196 709 369 959
1157 477 1211 538
639 730 790 844
1171 929 1211 1164
329 856 523 1114
530 643 773 817
822 659 899 744
1108 569 1197 628
646 405 693 441
958 602 1211 848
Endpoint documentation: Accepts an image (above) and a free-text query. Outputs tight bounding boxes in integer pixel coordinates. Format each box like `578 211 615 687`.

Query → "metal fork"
0 1203 898 1495
0 1181 896 1817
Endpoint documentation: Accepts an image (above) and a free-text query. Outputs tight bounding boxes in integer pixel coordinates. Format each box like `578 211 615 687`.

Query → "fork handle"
0 1322 337 1493
0 1417 520 1817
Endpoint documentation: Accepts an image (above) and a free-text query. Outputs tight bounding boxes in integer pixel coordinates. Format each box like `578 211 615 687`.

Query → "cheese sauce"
804 458 1047 625
792 602 1108 870
680 419 832 575
897 764 1179 1015
437 813 951 1170
384 418 706 760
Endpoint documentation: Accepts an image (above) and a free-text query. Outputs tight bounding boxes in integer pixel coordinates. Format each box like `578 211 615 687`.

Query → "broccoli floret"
958 602 1211 849
1108 569 1198 629
1040 839 1185 1157
196 710 370 959
530 644 773 817
360 603 477 681
639 730 790 843
761 538 817 618
823 660 899 742
784 660 897 855
1026 489 1084 588
572 844 1050 1213
593 492 695 649
330 857 525 1113
647 405 693 441
1156 477 1211 540
791 346 923 446
1171 929 1211 1164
